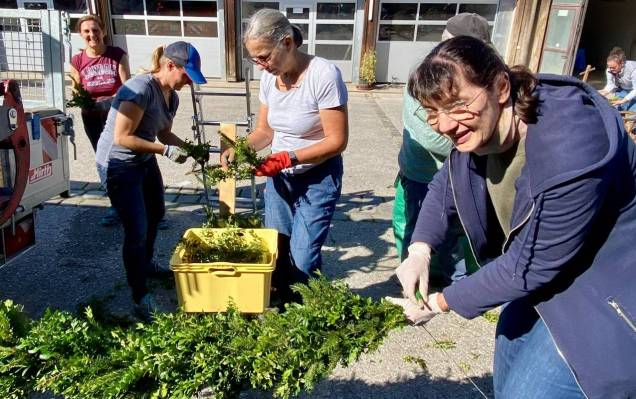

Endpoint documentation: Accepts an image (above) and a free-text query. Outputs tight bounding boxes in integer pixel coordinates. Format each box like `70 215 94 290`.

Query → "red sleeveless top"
71 46 126 100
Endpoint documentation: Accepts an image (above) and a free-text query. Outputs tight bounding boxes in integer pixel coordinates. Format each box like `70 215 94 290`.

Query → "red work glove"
255 152 292 177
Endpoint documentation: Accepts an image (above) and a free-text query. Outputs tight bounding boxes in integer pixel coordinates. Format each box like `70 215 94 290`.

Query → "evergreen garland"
0 278 406 399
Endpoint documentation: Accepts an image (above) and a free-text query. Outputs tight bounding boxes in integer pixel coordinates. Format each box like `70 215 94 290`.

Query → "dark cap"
443 13 491 43
164 41 207 84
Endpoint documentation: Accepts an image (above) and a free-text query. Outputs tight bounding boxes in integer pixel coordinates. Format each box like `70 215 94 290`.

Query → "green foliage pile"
176 228 266 264
205 134 265 185
66 79 96 110
0 279 406 399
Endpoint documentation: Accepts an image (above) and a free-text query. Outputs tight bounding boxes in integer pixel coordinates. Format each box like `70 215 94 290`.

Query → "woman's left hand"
611 98 628 106
255 152 292 176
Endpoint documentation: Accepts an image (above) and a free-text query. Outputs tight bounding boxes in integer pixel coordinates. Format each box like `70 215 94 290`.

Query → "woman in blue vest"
394 36 636 398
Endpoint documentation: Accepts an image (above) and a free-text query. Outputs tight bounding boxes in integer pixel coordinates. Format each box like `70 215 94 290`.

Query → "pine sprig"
66 77 96 110
203 133 265 185
182 139 212 164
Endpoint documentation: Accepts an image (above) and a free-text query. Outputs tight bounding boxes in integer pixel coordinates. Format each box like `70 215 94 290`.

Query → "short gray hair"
244 8 293 45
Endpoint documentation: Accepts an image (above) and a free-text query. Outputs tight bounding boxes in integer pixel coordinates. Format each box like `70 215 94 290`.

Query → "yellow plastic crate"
169 228 278 313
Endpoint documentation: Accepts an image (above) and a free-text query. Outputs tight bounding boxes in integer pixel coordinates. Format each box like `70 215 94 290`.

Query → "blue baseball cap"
164 41 207 84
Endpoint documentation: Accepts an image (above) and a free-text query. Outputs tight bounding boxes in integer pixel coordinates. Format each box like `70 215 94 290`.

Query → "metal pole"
245 66 258 214
190 84 213 209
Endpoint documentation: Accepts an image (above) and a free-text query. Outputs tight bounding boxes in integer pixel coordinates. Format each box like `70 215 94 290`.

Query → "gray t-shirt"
96 74 179 168
259 56 348 173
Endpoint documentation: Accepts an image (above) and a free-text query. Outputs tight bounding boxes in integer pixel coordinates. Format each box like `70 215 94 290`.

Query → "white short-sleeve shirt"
259 56 348 173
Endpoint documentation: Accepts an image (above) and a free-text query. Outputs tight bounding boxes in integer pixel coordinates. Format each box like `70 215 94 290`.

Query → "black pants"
81 98 112 152
106 157 165 303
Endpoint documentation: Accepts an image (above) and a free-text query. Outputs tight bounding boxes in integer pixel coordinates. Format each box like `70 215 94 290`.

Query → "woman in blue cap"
96 41 207 321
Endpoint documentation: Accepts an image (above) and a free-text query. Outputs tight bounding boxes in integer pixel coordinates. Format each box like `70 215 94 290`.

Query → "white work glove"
395 242 432 306
385 293 446 325
163 145 188 164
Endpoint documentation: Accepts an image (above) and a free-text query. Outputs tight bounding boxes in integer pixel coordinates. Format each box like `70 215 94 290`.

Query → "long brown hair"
408 36 539 124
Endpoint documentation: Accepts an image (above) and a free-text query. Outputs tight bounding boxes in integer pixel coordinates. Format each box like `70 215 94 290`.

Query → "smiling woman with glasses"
394 36 636 399
419 88 486 127
223 8 348 308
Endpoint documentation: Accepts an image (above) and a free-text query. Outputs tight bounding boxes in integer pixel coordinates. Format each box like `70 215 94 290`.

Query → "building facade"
1 0 629 84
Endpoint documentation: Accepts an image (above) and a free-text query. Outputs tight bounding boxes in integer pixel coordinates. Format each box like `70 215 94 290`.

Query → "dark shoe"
99 207 119 227
269 286 301 312
132 293 158 322
157 217 169 230
146 260 173 280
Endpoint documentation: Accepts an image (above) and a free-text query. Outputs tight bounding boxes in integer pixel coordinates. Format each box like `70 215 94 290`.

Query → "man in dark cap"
442 12 491 43
392 13 492 287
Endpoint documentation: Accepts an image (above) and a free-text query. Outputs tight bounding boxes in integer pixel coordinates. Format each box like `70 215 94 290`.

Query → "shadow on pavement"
242 373 494 399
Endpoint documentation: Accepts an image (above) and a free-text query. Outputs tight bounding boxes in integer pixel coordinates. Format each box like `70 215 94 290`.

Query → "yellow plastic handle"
207 267 237 276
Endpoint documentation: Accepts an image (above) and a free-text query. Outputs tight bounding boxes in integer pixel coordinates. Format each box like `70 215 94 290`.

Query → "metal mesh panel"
0 17 46 103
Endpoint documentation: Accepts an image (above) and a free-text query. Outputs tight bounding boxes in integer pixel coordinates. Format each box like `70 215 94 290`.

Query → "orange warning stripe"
40 118 58 163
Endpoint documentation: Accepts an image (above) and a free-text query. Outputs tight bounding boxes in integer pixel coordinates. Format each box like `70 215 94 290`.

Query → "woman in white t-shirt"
223 8 348 306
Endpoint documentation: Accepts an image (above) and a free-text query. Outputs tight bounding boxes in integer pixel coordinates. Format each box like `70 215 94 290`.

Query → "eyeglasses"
416 89 486 126
246 41 282 67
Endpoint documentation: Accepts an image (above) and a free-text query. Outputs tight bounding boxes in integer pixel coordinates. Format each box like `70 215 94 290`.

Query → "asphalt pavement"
0 81 496 399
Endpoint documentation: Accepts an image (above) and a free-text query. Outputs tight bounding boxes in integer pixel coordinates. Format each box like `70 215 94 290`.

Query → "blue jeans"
265 156 343 299
494 300 585 399
614 89 636 112
399 173 467 283
106 157 165 303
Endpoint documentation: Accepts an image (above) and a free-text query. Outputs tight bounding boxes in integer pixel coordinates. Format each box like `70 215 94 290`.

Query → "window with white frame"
240 1 355 61
10 0 88 32
110 0 218 37
377 1 497 42
240 1 279 33
53 0 89 31
240 1 280 61
314 2 355 60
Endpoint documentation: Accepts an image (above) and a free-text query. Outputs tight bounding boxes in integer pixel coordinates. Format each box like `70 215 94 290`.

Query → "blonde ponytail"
139 45 166 74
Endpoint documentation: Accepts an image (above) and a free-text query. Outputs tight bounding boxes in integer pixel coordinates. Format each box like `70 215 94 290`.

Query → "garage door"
376 0 497 83
241 0 358 81
109 0 222 78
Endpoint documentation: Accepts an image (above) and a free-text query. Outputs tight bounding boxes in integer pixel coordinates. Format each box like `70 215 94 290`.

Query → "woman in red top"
71 15 131 226
70 15 130 151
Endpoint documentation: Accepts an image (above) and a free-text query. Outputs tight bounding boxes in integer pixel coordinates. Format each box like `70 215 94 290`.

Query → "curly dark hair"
407 36 539 124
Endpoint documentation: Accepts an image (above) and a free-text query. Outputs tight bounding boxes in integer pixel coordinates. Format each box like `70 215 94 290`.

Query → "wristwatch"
288 150 299 166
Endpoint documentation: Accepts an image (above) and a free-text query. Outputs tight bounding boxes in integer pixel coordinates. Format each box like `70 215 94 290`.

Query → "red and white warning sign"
29 162 53 184
40 118 58 163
